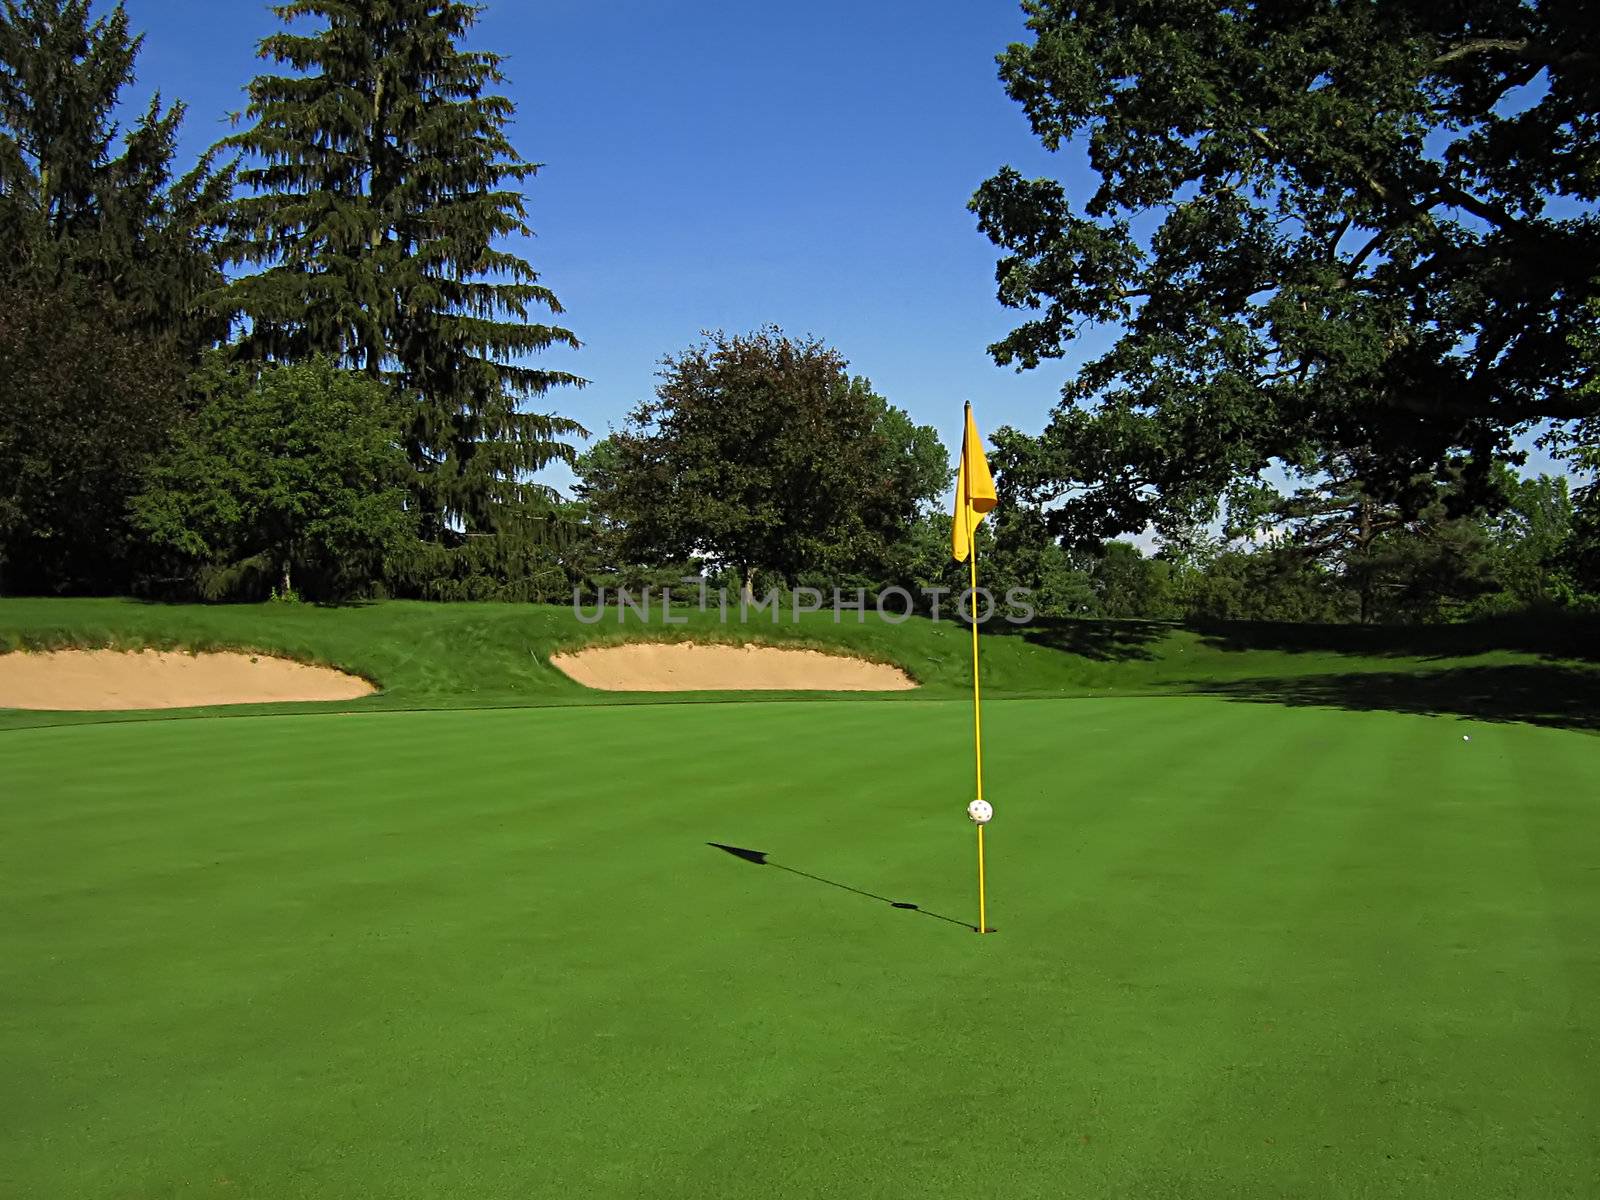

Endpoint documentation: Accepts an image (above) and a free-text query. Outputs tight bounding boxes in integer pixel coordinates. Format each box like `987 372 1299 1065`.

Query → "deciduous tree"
578 328 947 597
132 358 414 602
973 0 1600 543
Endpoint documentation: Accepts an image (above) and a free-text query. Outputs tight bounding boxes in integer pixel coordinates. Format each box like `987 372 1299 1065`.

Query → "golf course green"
2 601 1597 1197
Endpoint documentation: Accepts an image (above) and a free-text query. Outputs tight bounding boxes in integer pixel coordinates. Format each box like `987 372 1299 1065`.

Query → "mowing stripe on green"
2 699 1597 1198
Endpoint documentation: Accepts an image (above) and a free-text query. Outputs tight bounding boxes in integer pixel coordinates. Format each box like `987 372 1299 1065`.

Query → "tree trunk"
1357 497 1373 624
364 71 389 376
741 565 756 605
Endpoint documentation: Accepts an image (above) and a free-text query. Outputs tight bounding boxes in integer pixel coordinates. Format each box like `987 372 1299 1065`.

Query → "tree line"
0 0 583 601
1 0 1595 623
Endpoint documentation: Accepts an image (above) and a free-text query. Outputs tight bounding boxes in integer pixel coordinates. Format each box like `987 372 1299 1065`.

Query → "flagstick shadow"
707 843 977 931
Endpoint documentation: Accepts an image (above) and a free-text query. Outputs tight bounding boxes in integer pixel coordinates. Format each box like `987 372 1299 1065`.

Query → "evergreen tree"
1238 452 1499 623
219 0 586 573
0 0 230 593
1184 547 1350 624
0 278 185 593
0 0 230 346
1089 542 1177 621
1557 293 1600 599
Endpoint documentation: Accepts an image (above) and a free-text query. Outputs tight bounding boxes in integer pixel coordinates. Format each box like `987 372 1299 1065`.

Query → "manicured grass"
3 697 1598 1197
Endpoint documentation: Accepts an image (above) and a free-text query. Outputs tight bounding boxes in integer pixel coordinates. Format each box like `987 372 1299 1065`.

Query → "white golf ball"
967 799 994 824
1463 735 1471 742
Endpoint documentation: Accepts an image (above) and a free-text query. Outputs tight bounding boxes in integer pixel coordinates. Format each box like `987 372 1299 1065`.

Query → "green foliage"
132 358 415 602
1183 547 1351 624
577 328 949 594
1360 513 1497 625
900 508 1097 619
985 454 1591 625
1090 541 1177 620
869 397 952 527
1030 464 1598 626
1471 470 1580 612
0 0 230 595
987 517 1096 618
385 524 582 603
0 278 186 593
1234 452 1501 623
874 513 971 615
1554 291 1600 598
567 436 650 592
219 0 587 567
0 0 230 348
974 0 1600 544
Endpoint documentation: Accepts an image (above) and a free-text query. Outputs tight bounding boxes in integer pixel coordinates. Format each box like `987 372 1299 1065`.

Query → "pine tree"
0 0 230 347
1242 451 1498 624
0 0 230 593
220 0 586 571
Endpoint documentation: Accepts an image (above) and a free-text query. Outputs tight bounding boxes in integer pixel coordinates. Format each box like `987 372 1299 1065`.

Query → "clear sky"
117 0 1087 493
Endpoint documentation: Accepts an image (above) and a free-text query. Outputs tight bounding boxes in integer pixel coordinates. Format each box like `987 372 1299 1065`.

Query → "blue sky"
119 0 1084 492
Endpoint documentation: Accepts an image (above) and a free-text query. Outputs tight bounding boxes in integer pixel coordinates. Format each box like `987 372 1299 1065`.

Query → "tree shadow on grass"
976 613 1599 666
978 616 1171 662
1190 614 1600 663
707 843 978 931
1185 664 1600 733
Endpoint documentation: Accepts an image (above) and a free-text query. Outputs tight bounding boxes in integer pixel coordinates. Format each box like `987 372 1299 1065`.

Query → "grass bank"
0 597 1594 732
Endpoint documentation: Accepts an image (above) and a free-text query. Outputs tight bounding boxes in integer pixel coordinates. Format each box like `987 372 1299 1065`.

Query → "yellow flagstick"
977 823 987 935
965 419 988 934
953 401 997 934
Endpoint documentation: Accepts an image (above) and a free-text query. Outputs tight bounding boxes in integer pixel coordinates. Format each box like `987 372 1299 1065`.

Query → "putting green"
2 697 1597 1198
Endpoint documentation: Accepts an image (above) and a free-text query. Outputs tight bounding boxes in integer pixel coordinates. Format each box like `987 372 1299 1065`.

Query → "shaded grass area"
3 698 1597 1197
2 598 1595 732
1188 613 1600 662
1193 665 1600 733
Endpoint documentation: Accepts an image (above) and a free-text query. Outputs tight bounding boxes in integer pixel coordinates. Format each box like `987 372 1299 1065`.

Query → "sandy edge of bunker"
549 641 918 692
0 649 377 711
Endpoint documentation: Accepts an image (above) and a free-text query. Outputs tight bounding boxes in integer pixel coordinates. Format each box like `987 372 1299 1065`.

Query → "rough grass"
1 598 1594 732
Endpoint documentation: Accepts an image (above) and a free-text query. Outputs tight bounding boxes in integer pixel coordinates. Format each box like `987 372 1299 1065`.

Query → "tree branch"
1347 226 1392 275
1431 38 1532 67
1431 38 1597 71
1434 184 1523 232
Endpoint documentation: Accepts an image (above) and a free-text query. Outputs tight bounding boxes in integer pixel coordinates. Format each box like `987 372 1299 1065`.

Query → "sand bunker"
0 649 376 711
550 642 917 692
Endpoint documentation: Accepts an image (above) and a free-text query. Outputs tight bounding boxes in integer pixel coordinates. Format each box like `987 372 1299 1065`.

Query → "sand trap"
550 642 917 692
0 649 376 711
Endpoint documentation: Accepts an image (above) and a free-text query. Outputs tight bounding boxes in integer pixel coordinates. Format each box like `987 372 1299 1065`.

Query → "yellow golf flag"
951 401 997 562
